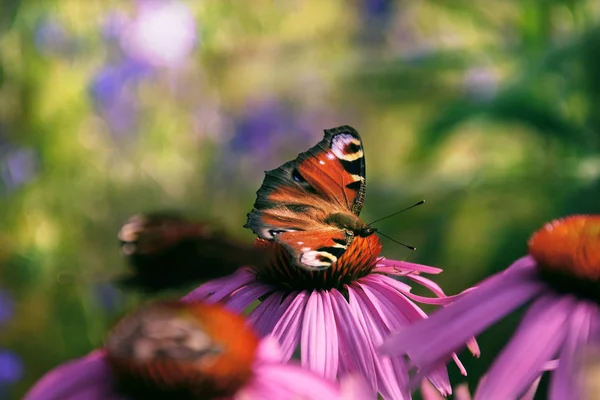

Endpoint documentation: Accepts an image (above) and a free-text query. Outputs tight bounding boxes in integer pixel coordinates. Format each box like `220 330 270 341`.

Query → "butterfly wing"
244 125 367 270
274 229 353 271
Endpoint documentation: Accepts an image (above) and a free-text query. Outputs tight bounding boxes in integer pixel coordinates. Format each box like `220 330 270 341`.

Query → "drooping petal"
255 335 285 363
182 268 255 303
474 294 575 399
248 292 294 337
272 291 309 360
376 274 454 306
381 262 545 368
376 259 443 275
330 290 378 392
224 283 272 312
24 351 114 400
301 290 339 380
358 277 453 393
549 301 595 400
340 374 377 400
249 363 341 400
348 285 410 400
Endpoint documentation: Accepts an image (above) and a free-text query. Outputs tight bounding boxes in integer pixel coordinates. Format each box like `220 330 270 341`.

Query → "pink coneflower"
184 234 474 399
382 215 600 399
24 301 371 400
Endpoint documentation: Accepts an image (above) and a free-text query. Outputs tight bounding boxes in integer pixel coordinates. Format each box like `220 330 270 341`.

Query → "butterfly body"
245 125 374 271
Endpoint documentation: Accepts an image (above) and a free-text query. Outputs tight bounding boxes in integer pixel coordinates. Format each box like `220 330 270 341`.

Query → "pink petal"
420 380 445 400
250 363 341 400
347 286 410 400
474 294 575 399
255 336 285 363
376 259 443 275
24 351 114 400
272 291 309 360
301 291 339 380
340 374 377 400
330 290 378 392
381 263 545 368
182 268 255 303
403 274 446 298
224 283 272 312
247 291 293 337
549 301 595 400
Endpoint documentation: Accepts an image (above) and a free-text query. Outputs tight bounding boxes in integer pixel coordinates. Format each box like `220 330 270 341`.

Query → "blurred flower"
34 16 73 57
89 59 151 136
227 98 319 166
1 148 38 191
24 300 372 400
102 12 129 43
382 215 600 399
0 290 14 326
0 350 24 384
363 0 394 21
229 99 296 156
121 0 197 68
184 235 476 399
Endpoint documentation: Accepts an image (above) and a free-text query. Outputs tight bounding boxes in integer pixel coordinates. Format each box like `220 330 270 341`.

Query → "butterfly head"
359 226 377 237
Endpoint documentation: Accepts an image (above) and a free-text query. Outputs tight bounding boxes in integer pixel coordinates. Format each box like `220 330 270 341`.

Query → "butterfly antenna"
368 200 425 226
377 231 416 251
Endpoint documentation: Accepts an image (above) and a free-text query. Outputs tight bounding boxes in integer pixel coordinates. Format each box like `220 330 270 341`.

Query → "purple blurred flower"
102 12 129 43
184 236 475 399
120 0 197 68
229 99 295 155
90 59 152 136
0 350 23 384
364 0 394 20
227 98 318 163
382 215 600 399
2 148 38 190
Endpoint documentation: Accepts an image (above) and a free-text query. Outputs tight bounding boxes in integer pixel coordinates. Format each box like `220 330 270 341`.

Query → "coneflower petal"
474 294 574 399
23 351 111 400
301 290 339 380
382 261 545 366
224 283 272 312
272 291 309 360
348 286 410 399
182 268 254 303
248 292 289 337
549 301 594 400
330 290 378 391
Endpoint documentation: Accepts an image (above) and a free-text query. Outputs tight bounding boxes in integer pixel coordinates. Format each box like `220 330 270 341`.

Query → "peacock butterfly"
117 212 267 292
244 125 376 271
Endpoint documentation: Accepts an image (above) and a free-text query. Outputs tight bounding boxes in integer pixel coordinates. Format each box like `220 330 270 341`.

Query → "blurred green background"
1 0 599 398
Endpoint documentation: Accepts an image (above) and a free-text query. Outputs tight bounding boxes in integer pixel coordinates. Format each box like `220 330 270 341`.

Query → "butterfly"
117 212 267 292
244 125 376 271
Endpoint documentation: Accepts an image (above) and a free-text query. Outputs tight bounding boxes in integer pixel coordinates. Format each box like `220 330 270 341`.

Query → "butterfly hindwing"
244 125 369 270
275 229 353 271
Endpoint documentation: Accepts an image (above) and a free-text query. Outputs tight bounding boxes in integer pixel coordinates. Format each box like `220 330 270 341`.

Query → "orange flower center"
251 234 382 291
528 215 600 299
105 301 259 399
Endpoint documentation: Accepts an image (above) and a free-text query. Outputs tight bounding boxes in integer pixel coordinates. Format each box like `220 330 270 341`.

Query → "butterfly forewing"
244 125 369 271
